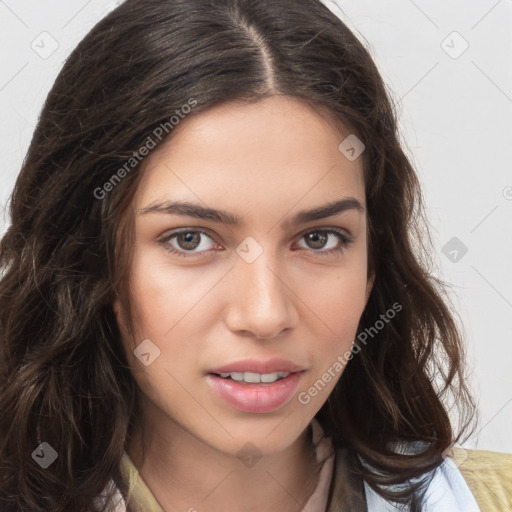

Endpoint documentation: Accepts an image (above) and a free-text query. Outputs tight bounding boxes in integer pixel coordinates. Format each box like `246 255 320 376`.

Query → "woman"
1 0 507 511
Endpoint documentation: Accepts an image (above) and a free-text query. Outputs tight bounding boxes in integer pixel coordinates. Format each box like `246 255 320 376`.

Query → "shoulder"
360 449 482 512
329 445 509 512
450 447 512 512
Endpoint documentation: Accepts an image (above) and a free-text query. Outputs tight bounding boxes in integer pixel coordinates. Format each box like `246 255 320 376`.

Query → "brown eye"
176 231 202 250
304 231 329 249
296 229 352 255
158 229 218 257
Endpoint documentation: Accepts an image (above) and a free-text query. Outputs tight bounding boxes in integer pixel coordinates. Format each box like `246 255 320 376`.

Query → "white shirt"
364 455 481 511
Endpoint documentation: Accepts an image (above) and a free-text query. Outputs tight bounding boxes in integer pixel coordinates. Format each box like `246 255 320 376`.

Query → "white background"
1 0 511 454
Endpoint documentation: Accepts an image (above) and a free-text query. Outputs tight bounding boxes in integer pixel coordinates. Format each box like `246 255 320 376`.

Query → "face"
114 95 373 457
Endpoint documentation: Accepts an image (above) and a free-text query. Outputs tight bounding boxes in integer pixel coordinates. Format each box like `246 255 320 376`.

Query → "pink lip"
209 357 305 375
206 371 304 413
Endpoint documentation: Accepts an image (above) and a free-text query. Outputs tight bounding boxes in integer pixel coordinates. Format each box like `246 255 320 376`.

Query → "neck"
126 406 321 512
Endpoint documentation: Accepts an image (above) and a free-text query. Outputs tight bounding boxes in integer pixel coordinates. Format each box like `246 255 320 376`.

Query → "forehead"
134 96 365 216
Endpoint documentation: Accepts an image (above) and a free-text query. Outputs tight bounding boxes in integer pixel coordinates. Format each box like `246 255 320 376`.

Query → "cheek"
125 253 219 376
295 271 368 407
324 273 367 330
128 252 201 338
295 258 368 371
298 259 368 334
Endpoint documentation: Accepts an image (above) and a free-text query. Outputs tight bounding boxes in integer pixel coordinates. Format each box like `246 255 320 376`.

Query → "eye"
295 228 353 256
158 229 219 258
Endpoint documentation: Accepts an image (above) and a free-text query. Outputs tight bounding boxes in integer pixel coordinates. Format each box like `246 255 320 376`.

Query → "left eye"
158 228 352 258
295 229 352 254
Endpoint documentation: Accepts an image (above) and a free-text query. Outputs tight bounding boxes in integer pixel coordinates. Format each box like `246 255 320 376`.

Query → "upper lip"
209 358 306 375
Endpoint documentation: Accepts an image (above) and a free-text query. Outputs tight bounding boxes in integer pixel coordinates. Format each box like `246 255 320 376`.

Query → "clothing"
448 447 512 512
95 418 511 511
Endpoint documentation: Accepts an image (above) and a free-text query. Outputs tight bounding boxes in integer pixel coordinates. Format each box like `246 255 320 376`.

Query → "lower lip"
206 371 304 413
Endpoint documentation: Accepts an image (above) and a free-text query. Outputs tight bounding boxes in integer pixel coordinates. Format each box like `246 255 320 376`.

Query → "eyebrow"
139 197 364 227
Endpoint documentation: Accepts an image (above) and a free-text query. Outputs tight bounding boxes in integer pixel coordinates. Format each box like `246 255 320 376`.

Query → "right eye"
157 229 221 258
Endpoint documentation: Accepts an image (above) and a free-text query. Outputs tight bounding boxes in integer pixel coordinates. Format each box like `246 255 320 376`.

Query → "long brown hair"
0 0 477 510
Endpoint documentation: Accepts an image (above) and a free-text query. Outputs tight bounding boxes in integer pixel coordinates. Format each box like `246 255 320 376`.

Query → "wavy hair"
0 0 477 510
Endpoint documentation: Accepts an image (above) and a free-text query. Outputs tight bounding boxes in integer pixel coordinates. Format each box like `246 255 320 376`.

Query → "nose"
224 247 299 340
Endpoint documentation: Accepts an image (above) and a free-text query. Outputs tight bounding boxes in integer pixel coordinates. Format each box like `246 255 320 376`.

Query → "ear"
112 293 122 322
112 296 129 338
364 275 374 306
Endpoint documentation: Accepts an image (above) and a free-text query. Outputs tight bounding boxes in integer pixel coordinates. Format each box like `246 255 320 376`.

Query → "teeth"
218 371 290 383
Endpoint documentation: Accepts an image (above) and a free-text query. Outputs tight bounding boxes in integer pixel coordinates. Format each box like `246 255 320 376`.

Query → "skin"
114 95 373 512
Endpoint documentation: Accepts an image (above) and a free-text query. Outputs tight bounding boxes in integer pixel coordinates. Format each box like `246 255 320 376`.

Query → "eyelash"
157 228 353 258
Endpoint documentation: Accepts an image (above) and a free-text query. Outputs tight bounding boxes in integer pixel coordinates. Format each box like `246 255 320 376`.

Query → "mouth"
209 370 293 384
208 357 306 376
206 370 306 413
